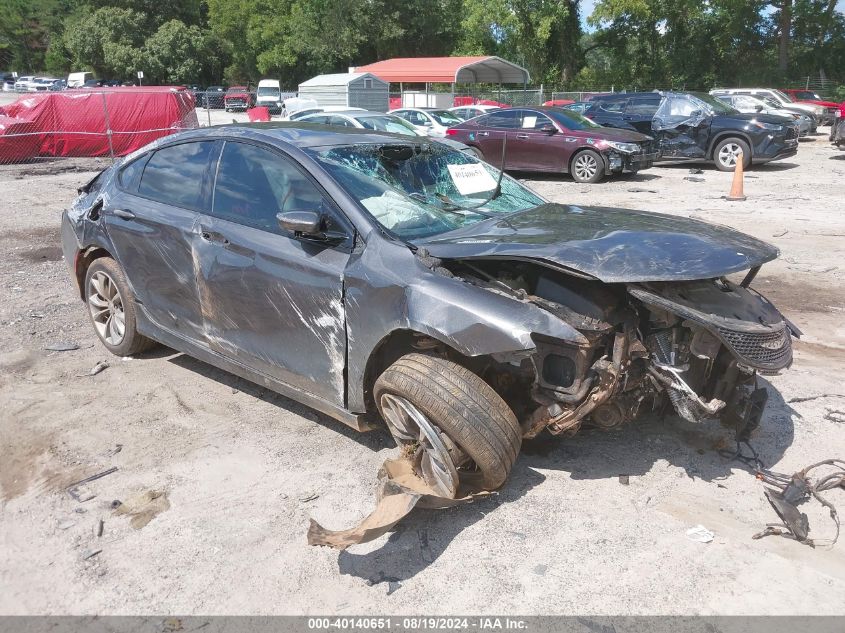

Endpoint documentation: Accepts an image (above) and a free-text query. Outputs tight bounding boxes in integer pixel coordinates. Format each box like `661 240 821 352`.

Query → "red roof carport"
355 56 530 85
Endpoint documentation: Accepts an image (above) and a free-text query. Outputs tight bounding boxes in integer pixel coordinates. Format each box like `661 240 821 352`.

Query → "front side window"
520 112 554 130
308 143 544 240
212 142 326 233
138 141 215 210
548 109 602 130
477 110 521 129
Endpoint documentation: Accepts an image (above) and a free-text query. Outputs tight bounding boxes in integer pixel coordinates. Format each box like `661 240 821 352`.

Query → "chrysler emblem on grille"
760 332 787 350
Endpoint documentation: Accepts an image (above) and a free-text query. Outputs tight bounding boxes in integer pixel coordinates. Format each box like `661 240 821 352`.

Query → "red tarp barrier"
0 116 42 161
0 87 198 160
247 106 270 122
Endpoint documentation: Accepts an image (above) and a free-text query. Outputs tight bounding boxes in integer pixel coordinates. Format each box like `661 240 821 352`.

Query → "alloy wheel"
87 270 126 346
718 142 742 168
574 153 598 180
379 393 460 498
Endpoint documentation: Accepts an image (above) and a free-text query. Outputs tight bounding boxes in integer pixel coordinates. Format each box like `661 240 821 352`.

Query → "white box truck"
256 79 282 114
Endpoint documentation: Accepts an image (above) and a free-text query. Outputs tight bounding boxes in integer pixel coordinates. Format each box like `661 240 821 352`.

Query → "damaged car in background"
61 123 798 508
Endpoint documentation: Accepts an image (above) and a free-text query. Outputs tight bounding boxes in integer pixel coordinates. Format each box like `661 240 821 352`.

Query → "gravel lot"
1 112 844 615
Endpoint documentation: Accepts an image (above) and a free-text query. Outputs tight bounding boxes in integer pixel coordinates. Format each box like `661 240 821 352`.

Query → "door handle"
515 133 529 139
200 228 229 245
112 208 135 220
477 131 489 136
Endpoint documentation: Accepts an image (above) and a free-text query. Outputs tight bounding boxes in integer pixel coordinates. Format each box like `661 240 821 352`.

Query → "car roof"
589 91 666 100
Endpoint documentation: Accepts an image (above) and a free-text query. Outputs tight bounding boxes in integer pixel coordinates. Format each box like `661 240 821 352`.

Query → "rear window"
625 97 661 116
118 156 147 190
138 141 215 210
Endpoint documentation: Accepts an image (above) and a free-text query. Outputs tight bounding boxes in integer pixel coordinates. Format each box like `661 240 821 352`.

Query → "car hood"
418 203 778 283
588 127 652 142
714 112 793 126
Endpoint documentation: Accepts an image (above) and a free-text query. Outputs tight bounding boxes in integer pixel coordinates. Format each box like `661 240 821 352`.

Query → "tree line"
1 0 843 92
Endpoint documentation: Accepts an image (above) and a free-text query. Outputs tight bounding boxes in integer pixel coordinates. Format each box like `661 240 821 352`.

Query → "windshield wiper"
427 135 509 214
407 192 496 218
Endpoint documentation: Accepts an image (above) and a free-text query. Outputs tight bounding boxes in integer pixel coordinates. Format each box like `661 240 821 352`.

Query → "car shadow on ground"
336 378 796 584
166 352 385 451
656 161 801 173
513 171 662 183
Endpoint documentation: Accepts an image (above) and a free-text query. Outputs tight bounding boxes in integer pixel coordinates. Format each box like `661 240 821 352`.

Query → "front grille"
785 126 798 140
717 326 792 370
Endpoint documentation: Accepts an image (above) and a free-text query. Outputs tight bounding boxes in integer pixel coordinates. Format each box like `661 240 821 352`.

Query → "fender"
343 239 586 413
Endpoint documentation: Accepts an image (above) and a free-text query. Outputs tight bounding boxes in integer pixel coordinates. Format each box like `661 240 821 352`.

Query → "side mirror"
690 109 702 118
277 211 321 236
755 105 764 112
538 124 557 134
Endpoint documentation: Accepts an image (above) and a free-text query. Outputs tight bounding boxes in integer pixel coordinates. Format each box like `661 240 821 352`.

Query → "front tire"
84 257 156 357
570 149 605 183
713 137 751 172
374 353 521 495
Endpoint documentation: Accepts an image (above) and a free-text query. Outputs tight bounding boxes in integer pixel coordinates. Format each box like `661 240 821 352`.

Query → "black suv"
585 91 799 171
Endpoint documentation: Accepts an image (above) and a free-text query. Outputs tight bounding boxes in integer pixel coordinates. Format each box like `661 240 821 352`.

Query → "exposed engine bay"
441 258 799 440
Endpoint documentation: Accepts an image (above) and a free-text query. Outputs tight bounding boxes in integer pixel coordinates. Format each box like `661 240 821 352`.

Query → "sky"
579 0 845 32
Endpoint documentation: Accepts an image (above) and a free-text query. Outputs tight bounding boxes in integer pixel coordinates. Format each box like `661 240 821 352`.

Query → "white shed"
297 73 389 112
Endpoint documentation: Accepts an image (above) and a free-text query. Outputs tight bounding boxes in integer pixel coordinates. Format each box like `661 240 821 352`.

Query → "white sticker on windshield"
522 116 537 128
447 163 498 195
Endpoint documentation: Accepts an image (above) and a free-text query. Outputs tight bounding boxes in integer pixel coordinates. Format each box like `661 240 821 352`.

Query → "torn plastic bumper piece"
307 458 490 550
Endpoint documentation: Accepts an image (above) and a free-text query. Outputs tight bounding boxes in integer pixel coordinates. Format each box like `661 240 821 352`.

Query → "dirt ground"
1 119 844 616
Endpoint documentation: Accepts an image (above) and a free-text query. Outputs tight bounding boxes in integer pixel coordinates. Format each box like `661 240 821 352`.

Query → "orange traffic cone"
726 149 746 201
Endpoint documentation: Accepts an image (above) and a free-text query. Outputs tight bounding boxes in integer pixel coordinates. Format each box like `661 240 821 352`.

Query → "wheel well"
361 329 536 417
708 133 752 160
75 247 112 300
568 146 605 173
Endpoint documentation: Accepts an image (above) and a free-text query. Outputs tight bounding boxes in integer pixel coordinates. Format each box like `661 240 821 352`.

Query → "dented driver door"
192 140 352 406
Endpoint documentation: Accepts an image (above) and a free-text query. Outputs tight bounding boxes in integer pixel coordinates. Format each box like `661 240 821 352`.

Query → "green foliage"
2 0 844 92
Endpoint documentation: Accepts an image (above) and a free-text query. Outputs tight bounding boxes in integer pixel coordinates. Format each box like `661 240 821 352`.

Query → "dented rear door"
104 140 215 341
194 140 351 406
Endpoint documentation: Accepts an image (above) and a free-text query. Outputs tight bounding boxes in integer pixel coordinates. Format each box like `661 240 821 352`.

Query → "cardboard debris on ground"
113 489 170 529
307 458 490 550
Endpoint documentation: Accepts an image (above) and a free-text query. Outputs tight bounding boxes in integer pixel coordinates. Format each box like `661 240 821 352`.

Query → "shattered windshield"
308 143 544 240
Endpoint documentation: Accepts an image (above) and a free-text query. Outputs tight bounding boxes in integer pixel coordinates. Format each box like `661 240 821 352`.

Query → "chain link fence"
0 88 201 165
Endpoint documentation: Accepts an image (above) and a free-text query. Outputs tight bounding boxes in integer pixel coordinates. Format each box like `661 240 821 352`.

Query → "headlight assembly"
605 141 640 153
752 120 783 131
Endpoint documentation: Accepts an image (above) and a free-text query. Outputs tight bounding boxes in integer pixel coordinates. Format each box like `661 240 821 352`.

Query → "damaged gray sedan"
61 123 798 498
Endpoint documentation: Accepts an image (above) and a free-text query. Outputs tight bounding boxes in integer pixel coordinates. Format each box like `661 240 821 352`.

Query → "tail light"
445 128 459 136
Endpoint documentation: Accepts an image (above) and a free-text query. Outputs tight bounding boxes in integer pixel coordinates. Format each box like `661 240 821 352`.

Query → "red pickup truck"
781 89 842 125
224 86 255 112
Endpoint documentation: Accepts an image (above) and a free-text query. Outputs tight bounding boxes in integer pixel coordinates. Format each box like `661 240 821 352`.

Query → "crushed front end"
448 260 797 440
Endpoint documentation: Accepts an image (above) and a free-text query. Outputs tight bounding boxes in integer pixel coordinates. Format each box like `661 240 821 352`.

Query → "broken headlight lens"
752 120 783 131
605 141 640 154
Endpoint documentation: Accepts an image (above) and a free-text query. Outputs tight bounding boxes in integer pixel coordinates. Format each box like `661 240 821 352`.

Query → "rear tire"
713 137 751 172
374 353 521 493
84 257 156 357
570 149 605 183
